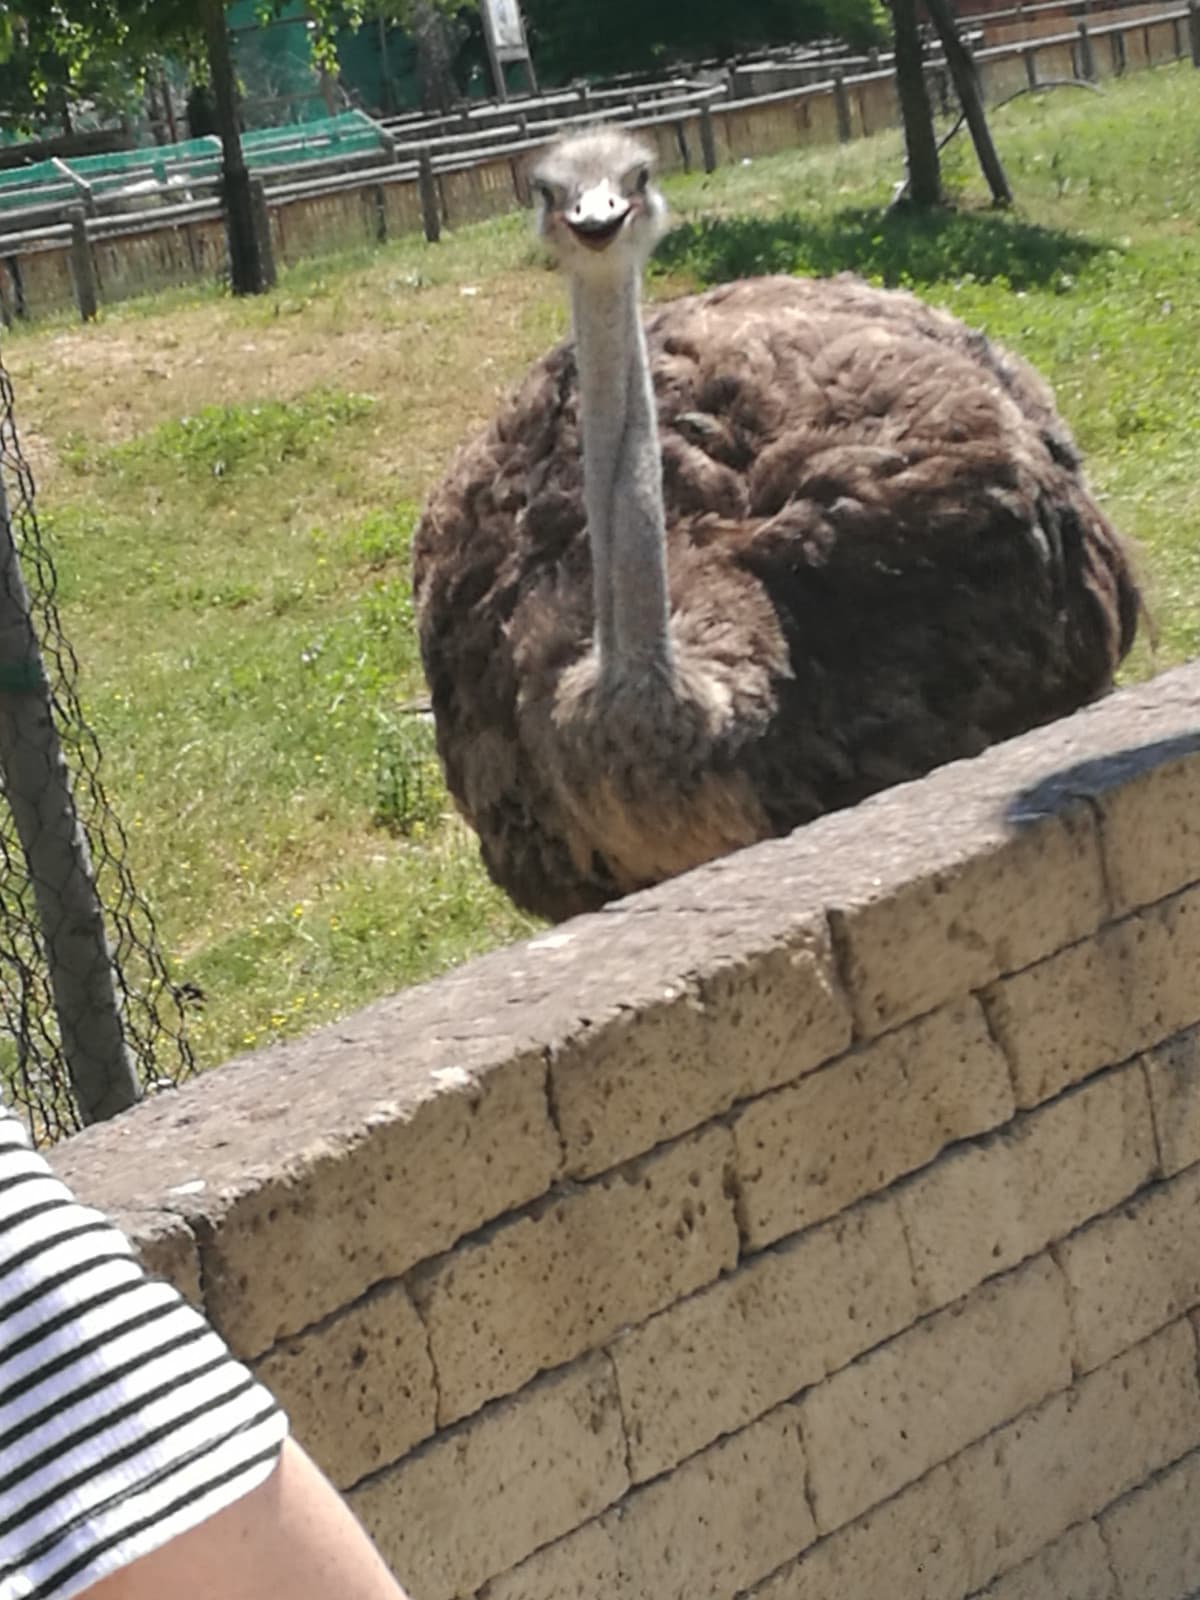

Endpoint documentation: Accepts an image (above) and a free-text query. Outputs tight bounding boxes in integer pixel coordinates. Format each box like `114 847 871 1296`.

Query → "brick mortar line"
410 1279 446 1437
336 1355 590 1500
1046 1239 1088 1383
721 1107 754 1256
988 866 1200 988
599 1346 636 1488
133 1198 207 1314
822 906 862 1044
727 1056 1165 1305
1094 1513 1127 1600
975 981 1020 1105
160 1202 216 1323
890 1181 924 1315
1076 789 1119 923
400 1109 738 1280
1138 1052 1169 1179
795 1410 821 1540
538 1042 569 1176
957 1517 1119 1600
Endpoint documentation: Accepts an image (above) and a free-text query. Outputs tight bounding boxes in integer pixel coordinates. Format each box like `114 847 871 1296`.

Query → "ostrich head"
530 127 668 284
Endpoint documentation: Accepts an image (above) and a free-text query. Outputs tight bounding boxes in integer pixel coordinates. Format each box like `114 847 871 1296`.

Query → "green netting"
0 177 81 215
241 131 383 170
0 112 386 220
0 162 64 194
68 137 222 175
241 110 381 154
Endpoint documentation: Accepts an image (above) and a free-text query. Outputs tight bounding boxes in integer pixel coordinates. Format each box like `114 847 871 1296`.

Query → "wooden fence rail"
0 1 1194 328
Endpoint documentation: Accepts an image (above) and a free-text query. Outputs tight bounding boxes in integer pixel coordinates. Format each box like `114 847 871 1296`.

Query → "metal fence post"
1189 0 1200 65
66 208 99 323
1023 46 1039 88
0 468 139 1124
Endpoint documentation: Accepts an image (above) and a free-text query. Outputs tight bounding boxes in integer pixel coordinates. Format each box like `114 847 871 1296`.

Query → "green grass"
6 64 1199 1070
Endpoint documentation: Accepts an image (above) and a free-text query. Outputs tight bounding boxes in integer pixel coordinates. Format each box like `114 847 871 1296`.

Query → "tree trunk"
202 0 267 296
891 0 942 205
412 0 460 113
378 16 396 113
160 66 179 144
923 0 1014 206
0 470 139 1125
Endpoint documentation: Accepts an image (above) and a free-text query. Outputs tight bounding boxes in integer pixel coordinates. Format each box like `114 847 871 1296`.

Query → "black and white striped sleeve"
0 1105 288 1600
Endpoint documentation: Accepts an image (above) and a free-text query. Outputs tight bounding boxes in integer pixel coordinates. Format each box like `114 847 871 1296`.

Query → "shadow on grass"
653 205 1107 291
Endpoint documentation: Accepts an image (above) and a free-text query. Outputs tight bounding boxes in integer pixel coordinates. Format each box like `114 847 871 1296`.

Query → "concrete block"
983 884 1200 1109
483 1406 816 1600
1056 1165 1200 1372
348 1354 628 1600
934 658 1200 922
1100 1445 1200 1600
971 1521 1115 1600
829 793 1102 1038
747 1465 972 1600
800 1256 1072 1532
253 1280 437 1490
951 1320 1200 1592
480 1414 819 1600
1144 1026 1200 1176
607 1402 816 1600
611 1194 918 1481
898 1064 1156 1312
550 915 851 1178
735 998 1013 1250
412 1125 738 1425
119 1208 202 1308
481 1518 620 1600
1097 746 1200 916
55 1021 563 1359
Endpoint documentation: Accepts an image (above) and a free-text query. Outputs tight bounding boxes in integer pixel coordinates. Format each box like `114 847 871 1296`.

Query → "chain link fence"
0 341 194 1144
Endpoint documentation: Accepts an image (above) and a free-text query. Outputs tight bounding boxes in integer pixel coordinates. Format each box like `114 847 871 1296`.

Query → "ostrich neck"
570 270 671 686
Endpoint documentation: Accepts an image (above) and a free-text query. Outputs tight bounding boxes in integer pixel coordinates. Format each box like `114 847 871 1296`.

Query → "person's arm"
0 1108 407 1600
83 1437 407 1600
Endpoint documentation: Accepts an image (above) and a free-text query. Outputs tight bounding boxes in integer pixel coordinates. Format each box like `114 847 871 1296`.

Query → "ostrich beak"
564 180 632 251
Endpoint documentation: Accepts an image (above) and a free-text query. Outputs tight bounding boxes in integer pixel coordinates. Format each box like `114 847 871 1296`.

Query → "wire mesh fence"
0 341 195 1144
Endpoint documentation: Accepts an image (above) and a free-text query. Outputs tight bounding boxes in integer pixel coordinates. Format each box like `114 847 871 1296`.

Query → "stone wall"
53 660 1200 1600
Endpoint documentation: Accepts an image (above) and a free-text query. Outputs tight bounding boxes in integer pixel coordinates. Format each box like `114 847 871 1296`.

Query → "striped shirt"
0 1106 287 1600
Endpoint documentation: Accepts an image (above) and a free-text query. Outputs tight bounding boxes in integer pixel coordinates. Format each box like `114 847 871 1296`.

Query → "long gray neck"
570 270 671 686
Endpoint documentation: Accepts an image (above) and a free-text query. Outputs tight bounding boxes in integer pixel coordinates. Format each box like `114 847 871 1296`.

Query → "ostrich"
413 127 1140 923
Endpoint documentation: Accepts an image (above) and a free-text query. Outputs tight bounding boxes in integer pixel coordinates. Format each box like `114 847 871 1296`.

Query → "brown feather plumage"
413 272 1140 922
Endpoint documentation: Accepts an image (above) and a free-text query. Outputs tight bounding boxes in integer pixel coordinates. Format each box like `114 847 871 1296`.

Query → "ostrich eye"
635 166 650 193
532 180 556 209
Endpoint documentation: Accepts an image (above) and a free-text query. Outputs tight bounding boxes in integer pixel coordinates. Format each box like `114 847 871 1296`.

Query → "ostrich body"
413 129 1140 923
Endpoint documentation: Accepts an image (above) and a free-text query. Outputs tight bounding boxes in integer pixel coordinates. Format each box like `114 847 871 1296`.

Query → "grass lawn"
3 64 1198 1073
